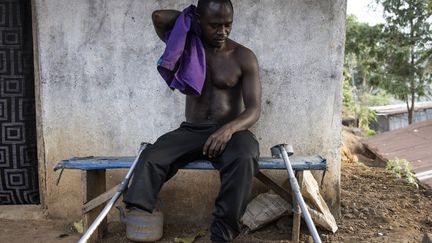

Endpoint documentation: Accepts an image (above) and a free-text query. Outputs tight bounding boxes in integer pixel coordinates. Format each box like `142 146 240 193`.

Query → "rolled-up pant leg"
123 124 211 212
210 130 260 242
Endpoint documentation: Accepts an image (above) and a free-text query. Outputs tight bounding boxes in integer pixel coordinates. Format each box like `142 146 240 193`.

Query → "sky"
347 0 385 25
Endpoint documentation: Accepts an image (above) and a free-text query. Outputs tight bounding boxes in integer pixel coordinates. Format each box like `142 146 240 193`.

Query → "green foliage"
345 1 432 125
364 89 392 106
343 68 381 134
343 86 378 134
344 15 385 134
343 71 355 112
345 15 384 88
366 129 377 136
375 0 432 123
356 96 377 133
387 158 419 188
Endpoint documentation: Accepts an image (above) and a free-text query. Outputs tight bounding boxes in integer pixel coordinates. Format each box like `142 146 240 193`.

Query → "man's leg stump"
82 170 107 243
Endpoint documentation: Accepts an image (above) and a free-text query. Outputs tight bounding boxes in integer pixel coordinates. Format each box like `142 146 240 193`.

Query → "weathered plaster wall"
34 0 345 221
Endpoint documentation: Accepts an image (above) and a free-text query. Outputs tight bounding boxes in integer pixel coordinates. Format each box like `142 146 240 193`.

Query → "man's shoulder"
227 40 258 68
229 40 256 58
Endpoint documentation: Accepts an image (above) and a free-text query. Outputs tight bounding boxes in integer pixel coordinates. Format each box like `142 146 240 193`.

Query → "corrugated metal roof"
362 120 432 188
370 101 432 116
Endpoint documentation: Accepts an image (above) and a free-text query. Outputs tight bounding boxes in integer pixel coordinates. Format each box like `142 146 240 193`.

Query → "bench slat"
54 156 326 171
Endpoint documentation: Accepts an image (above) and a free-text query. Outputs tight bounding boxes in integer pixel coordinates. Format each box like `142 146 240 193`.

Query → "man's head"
197 0 233 48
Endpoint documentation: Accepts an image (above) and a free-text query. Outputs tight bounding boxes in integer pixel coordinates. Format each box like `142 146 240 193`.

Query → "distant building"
370 102 432 132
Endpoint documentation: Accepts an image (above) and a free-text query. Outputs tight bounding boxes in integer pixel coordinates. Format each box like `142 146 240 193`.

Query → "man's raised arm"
151 10 181 41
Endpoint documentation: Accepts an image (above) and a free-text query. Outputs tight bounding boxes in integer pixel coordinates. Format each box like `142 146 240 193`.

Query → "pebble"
360 207 370 213
378 232 384 236
353 208 359 215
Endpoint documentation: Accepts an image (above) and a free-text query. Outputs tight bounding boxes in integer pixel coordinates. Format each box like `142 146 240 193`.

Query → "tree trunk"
408 17 415 125
405 96 414 125
409 91 415 125
405 92 415 125
408 106 413 125
362 71 367 88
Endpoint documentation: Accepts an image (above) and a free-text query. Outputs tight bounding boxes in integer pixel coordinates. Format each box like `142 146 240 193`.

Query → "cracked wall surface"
34 0 345 221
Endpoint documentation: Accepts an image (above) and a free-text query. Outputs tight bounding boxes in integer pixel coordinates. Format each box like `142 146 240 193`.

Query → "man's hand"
203 125 234 158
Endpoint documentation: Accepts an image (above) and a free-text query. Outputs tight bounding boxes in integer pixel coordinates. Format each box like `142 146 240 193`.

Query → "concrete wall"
34 0 345 222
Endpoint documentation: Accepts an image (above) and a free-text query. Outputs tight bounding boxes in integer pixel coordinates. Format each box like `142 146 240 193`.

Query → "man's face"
198 2 233 48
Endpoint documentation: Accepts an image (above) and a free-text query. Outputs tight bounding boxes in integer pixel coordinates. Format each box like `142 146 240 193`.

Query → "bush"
387 158 418 188
365 89 391 106
365 129 377 136
357 103 377 132
343 76 355 113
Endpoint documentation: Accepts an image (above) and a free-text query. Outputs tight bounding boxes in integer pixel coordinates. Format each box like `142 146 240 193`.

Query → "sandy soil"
0 219 80 243
326 155 432 242
1 127 431 242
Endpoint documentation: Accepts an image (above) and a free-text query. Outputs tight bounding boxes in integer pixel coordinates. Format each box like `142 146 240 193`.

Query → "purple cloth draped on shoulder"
157 5 206 96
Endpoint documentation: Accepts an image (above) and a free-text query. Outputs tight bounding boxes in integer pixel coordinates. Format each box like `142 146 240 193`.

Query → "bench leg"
292 171 304 243
82 169 107 243
255 171 292 202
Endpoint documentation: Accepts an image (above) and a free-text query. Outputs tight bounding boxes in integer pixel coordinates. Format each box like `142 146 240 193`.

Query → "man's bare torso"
186 39 245 125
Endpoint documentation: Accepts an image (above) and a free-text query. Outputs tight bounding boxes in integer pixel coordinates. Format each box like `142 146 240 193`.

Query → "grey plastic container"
119 207 164 242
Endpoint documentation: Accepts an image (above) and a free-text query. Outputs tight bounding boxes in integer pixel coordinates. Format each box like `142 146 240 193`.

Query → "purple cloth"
157 5 206 96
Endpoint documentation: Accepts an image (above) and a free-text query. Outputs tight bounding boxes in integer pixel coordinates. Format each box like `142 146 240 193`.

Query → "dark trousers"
123 122 260 242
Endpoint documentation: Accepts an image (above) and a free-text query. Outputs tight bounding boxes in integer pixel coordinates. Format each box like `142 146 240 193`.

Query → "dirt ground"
1 127 431 243
326 127 432 243
0 219 80 243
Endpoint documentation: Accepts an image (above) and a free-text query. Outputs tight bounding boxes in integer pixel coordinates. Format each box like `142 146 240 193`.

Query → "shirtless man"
123 0 261 242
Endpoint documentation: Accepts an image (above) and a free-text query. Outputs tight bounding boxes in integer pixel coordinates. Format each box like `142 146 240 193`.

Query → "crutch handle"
271 144 294 158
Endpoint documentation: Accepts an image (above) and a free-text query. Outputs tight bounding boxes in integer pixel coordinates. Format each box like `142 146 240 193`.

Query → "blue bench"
54 155 326 171
54 154 326 243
